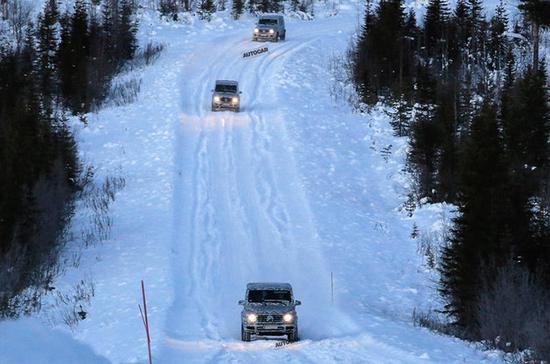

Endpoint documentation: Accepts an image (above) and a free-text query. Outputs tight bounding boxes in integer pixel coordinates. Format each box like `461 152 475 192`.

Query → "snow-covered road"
0 4 509 364
150 9 502 364
161 16 361 362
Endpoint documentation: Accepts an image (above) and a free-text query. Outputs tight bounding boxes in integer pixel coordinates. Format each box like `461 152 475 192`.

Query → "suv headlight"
269 29 274 34
254 28 259 33
213 96 220 103
247 313 257 323
283 313 293 323
231 97 239 104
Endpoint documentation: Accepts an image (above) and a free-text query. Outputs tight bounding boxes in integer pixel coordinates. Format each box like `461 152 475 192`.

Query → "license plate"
264 325 278 330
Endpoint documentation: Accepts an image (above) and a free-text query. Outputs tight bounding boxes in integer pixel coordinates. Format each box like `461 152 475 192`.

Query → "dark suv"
252 15 286 42
239 282 301 342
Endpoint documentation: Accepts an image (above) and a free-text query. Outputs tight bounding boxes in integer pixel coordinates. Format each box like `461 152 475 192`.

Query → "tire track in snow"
223 38 309 276
167 26 352 363
182 38 319 363
197 41 259 344
246 37 322 269
169 35 242 346
187 37 249 341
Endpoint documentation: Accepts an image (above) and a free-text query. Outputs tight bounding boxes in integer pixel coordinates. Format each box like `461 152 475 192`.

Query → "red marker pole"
139 280 153 364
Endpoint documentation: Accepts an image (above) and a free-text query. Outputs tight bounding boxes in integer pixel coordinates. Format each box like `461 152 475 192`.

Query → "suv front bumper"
253 33 277 41
211 102 239 112
243 323 296 336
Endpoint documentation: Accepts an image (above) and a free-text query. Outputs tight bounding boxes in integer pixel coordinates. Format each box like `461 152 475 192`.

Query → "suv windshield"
248 289 291 304
258 19 278 25
215 84 237 93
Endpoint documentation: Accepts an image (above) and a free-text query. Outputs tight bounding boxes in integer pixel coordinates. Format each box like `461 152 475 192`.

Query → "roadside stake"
139 280 153 364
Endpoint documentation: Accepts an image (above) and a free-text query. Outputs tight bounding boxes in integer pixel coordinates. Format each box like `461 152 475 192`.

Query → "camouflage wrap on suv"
211 80 241 112
239 282 301 342
252 15 286 42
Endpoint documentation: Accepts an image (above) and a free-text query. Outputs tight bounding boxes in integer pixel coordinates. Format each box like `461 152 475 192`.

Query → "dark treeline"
352 0 550 359
0 0 137 316
159 0 313 21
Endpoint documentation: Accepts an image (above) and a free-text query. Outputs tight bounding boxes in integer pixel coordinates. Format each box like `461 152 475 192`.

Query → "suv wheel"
241 325 251 342
288 328 298 342
280 32 286 41
274 32 280 42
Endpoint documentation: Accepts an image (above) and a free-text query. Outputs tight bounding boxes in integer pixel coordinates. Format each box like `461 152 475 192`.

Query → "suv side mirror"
294 300 301 306
239 91 242 94
238 300 246 305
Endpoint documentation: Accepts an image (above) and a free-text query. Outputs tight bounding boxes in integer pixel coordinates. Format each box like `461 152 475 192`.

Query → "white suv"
211 80 241 112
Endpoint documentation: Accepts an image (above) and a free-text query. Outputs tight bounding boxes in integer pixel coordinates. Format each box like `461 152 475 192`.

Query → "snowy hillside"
0 2 524 363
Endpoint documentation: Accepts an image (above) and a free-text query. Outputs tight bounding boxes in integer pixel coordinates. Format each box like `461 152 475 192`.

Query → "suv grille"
257 314 283 323
221 97 232 102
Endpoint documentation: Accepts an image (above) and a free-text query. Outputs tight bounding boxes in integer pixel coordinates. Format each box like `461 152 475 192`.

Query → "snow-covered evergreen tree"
232 0 244 19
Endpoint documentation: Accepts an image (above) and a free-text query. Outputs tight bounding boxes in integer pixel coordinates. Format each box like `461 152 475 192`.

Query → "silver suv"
211 80 241 112
253 15 286 42
239 282 301 342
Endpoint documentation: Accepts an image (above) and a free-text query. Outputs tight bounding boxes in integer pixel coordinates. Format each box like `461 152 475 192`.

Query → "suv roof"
258 14 283 19
247 282 292 290
215 80 238 86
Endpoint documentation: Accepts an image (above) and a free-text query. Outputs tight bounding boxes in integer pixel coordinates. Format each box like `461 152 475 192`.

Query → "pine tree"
440 101 510 331
423 0 450 67
434 90 458 202
353 0 376 102
499 55 550 307
68 0 90 112
37 0 60 111
401 9 418 92
353 0 406 102
447 0 469 74
468 0 484 30
232 0 244 19
488 1 509 73
102 0 117 60
0 17 81 314
258 0 269 13
199 0 215 20
274 0 284 13
467 0 485 64
503 67 549 173
247 0 257 13
390 95 412 137
57 10 73 108
87 5 107 106
118 0 137 61
453 0 469 46
519 0 550 69
159 0 178 19
409 64 441 200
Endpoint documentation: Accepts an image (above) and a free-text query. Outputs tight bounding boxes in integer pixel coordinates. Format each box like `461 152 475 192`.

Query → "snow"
0 319 110 364
407 0 521 20
0 3 513 364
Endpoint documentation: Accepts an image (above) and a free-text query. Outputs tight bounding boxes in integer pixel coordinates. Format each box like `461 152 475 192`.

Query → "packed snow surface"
0 2 515 363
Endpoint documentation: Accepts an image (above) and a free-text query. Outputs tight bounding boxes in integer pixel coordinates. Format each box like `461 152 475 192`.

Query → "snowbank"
0 318 110 364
